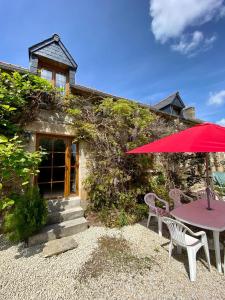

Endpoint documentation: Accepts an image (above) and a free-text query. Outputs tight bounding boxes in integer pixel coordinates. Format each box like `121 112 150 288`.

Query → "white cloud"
208 90 225 106
217 118 225 126
149 0 224 55
171 31 217 56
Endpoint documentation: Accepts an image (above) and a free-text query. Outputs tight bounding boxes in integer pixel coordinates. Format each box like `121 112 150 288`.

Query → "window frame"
39 62 69 94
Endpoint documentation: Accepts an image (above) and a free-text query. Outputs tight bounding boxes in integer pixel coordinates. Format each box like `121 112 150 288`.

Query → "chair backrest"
163 217 189 247
196 188 216 201
169 188 182 208
144 193 156 208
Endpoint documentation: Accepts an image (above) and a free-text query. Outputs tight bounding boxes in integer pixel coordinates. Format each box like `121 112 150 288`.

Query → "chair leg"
224 247 225 275
147 214 151 228
177 246 182 254
203 241 211 272
187 248 197 282
168 241 173 263
158 217 162 237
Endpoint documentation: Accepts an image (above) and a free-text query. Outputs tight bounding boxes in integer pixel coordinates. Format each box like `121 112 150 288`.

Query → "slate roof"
153 92 185 110
29 34 78 70
0 61 28 73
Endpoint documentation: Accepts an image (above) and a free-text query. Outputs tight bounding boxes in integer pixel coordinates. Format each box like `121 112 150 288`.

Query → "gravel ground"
0 221 225 300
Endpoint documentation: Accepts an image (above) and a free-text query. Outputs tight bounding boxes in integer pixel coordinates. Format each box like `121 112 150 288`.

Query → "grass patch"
78 236 153 281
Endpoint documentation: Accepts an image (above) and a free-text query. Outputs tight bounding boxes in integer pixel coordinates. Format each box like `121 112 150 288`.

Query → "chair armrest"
191 230 206 237
155 196 170 212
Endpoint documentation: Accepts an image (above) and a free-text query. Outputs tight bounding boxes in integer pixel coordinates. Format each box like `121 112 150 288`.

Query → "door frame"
36 133 79 198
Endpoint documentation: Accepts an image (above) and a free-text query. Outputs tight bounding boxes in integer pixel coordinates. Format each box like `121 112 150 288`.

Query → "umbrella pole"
205 153 212 210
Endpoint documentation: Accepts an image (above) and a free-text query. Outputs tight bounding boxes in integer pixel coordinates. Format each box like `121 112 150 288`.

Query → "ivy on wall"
0 70 58 212
0 70 205 228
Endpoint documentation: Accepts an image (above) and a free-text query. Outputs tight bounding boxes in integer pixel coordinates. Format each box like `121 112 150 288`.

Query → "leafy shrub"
3 187 47 242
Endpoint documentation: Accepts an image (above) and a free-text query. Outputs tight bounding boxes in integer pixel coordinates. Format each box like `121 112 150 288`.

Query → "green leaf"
0 135 8 143
22 181 29 185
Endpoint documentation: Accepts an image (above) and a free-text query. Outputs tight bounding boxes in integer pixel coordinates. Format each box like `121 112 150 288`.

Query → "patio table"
170 199 225 273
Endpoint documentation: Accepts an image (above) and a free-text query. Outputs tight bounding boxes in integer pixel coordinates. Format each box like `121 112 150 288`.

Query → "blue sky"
1 0 225 124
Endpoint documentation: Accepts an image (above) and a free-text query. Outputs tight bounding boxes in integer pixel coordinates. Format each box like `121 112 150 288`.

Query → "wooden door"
36 134 79 198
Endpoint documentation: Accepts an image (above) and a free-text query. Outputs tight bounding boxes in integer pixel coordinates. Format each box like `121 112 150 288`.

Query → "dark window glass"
52 167 65 181
70 167 76 193
39 138 53 152
38 168 51 183
71 144 76 166
53 139 66 152
38 183 51 197
52 182 64 197
39 153 52 167
53 153 65 166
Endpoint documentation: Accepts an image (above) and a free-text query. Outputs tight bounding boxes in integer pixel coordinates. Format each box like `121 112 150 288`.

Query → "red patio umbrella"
127 122 225 210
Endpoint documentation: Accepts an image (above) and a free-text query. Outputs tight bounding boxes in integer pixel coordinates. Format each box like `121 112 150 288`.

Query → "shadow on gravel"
14 243 45 259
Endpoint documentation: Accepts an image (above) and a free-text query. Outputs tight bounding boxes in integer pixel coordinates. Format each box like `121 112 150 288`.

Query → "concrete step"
48 197 81 213
47 206 84 225
28 217 88 246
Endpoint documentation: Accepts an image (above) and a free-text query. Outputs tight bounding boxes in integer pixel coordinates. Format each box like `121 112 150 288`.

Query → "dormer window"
55 73 66 94
41 69 53 81
29 34 77 91
40 68 67 95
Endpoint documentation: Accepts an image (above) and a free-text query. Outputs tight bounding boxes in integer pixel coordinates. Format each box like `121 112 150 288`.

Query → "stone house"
0 34 223 205
2 34 225 244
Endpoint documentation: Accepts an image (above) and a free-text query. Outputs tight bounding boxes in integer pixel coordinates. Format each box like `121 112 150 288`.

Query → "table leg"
213 231 222 273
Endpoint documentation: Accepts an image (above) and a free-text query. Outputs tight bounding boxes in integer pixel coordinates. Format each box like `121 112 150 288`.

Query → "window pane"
71 144 76 166
38 183 51 197
53 153 65 166
38 167 51 183
56 73 66 95
70 167 76 193
39 153 52 167
52 182 64 197
53 139 66 152
39 138 53 152
52 167 65 181
41 69 52 82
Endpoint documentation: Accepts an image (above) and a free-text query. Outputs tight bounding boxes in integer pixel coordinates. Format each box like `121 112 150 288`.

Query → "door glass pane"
53 153 65 166
70 167 76 193
71 144 76 166
39 183 51 197
54 139 66 152
70 181 76 193
52 182 64 197
39 138 53 152
38 168 51 183
53 167 65 181
40 153 52 167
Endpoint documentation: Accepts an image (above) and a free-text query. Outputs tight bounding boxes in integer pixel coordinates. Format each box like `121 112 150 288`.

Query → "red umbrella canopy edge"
127 122 225 154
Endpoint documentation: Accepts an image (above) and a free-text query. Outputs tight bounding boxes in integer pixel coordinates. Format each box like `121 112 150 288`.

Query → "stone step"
47 206 84 225
28 217 88 246
48 197 81 213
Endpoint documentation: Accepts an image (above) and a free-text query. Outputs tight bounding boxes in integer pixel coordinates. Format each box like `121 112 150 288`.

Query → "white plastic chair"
163 217 211 282
169 188 193 209
144 193 169 237
196 188 222 201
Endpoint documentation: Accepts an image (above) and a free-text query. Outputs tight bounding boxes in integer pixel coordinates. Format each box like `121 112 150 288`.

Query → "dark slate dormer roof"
153 92 185 110
29 34 78 70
